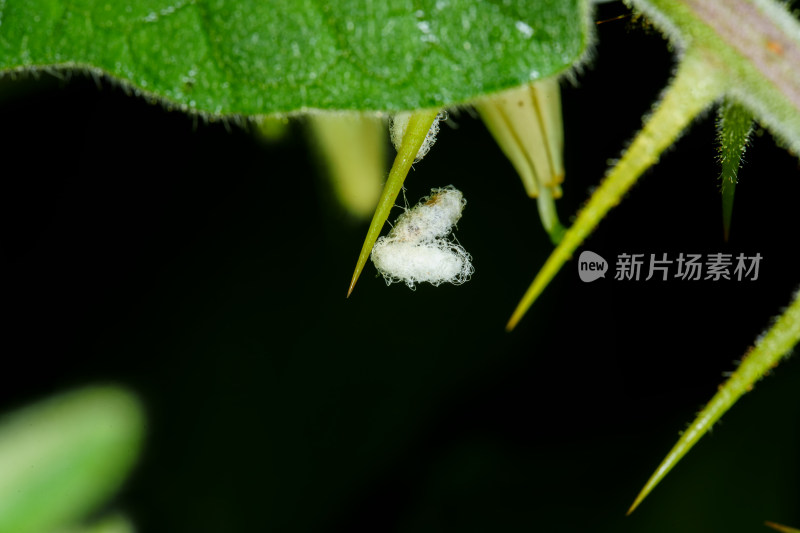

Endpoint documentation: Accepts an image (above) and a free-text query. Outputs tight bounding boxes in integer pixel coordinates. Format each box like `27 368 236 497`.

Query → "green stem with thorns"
506 52 724 331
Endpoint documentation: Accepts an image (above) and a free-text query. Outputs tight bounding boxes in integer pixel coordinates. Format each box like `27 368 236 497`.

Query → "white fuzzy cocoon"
390 111 444 162
371 186 474 289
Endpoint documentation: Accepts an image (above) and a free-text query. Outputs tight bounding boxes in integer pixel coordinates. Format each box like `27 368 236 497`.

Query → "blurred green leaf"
0 386 144 533
0 0 590 115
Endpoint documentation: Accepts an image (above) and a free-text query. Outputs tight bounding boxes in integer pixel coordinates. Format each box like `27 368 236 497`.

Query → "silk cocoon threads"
371 186 474 289
390 111 445 162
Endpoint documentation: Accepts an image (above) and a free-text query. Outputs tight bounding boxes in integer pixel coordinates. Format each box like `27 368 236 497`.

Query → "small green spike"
628 289 800 514
507 52 724 331
347 108 440 297
717 101 754 241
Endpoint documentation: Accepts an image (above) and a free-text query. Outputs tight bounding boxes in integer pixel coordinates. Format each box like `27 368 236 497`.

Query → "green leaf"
0 386 144 533
0 0 590 115
716 101 753 241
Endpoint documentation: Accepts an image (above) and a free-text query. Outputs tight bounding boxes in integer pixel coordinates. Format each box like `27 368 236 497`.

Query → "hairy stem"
630 0 800 152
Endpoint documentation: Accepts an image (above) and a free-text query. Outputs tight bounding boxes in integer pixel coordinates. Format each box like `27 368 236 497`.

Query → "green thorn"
717 101 753 241
628 289 800 514
347 108 440 297
506 52 724 331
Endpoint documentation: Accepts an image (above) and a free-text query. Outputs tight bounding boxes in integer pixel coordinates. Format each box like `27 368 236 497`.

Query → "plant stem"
536 186 566 245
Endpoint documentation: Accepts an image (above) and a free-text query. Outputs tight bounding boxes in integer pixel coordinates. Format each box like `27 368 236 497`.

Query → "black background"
1 2 798 532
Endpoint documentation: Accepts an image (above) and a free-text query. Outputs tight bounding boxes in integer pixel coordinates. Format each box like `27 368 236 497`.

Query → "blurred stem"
256 115 290 142
309 112 386 219
765 522 800 533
